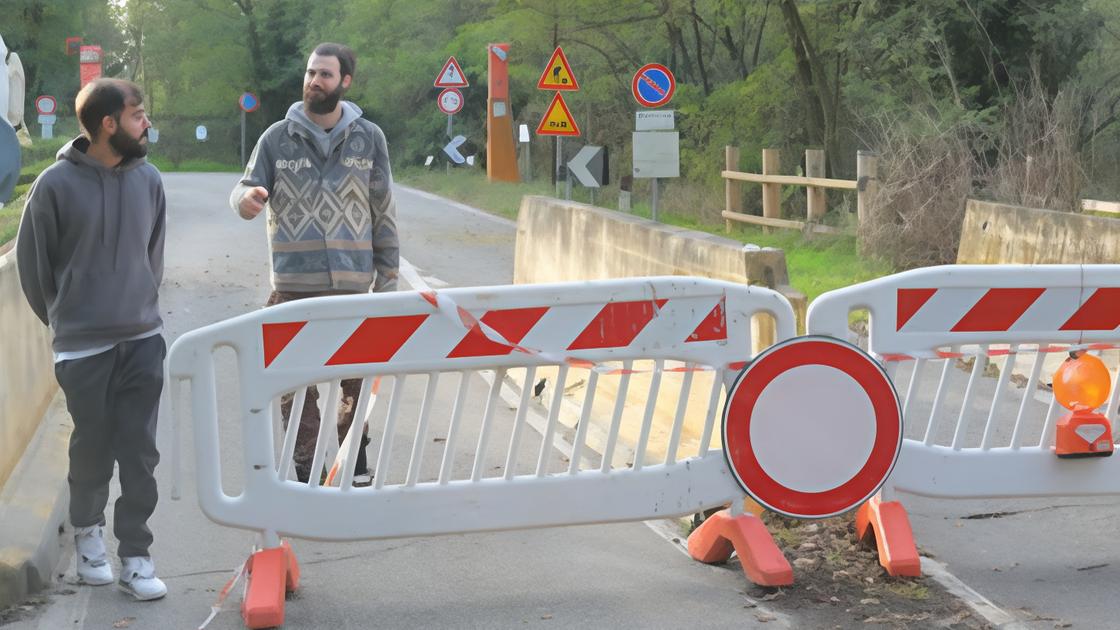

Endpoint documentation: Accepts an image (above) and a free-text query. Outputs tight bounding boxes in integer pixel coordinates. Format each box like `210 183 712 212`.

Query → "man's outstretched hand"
239 186 269 219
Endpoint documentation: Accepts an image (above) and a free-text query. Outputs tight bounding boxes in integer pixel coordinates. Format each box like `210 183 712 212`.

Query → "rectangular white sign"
632 131 679 178
635 110 675 131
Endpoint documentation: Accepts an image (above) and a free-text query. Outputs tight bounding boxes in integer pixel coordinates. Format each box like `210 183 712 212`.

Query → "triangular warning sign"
535 92 581 136
434 56 469 88
537 47 579 91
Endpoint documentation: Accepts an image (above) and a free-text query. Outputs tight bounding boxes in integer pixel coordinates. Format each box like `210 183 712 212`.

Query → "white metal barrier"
808 264 1120 500
168 277 796 545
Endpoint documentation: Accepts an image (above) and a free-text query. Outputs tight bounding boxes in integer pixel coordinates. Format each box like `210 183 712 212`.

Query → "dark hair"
75 78 144 140
312 42 356 80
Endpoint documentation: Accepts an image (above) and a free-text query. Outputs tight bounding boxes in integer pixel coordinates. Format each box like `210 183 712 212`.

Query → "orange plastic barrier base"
687 509 794 586
242 541 300 629
855 496 921 577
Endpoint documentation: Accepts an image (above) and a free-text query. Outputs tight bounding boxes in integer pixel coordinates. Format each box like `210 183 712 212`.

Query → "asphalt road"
11 171 1113 630
6 173 787 630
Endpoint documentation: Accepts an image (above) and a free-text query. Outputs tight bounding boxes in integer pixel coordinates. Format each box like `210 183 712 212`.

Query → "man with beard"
16 78 168 601
231 43 398 486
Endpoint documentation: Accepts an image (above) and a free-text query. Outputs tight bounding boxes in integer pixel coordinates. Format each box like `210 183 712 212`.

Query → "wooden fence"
1082 199 1120 215
722 147 878 235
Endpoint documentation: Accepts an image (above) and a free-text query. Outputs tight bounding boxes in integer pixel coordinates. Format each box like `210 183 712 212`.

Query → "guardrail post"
724 145 741 233
857 151 878 229
762 149 780 227
805 148 825 221
857 151 878 255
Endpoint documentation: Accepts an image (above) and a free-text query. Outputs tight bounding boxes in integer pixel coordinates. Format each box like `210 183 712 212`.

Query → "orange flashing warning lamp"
1053 352 1113 458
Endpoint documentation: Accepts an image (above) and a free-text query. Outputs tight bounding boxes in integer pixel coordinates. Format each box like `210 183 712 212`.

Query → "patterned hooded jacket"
230 101 398 293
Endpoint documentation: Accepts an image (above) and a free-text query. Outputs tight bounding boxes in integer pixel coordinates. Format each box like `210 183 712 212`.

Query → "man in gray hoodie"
16 78 168 601
231 43 399 485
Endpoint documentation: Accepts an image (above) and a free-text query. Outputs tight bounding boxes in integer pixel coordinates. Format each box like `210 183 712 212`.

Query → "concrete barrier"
513 195 807 339
511 196 805 479
0 245 56 488
0 243 70 608
958 199 1120 264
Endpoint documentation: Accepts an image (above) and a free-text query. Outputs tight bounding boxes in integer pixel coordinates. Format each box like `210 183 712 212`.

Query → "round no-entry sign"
631 63 676 108
722 336 902 519
35 95 57 116
239 92 260 113
437 88 464 115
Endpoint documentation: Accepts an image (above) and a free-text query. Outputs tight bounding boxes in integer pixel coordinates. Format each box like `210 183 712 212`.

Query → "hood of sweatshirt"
285 101 363 158
57 136 149 269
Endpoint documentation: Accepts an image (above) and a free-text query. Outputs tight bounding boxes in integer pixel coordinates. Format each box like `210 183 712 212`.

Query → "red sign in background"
79 46 103 88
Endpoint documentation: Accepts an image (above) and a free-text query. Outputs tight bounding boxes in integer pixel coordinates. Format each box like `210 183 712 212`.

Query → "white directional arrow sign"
443 135 467 164
566 145 608 188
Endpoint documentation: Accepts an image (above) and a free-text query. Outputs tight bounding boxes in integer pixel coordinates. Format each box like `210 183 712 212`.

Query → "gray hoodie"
16 136 166 352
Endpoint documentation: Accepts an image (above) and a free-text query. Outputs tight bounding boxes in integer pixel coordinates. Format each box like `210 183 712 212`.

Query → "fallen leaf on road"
113 617 136 628
540 614 553 620
860 598 880 605
754 612 777 623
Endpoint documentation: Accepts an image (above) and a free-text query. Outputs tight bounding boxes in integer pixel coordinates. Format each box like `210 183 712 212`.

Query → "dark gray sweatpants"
54 335 165 558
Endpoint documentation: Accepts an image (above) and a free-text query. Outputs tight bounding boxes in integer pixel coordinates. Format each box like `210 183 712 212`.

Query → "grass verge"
395 167 894 302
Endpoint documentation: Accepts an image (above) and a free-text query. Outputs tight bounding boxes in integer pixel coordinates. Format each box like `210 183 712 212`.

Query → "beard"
303 83 346 115
109 125 148 159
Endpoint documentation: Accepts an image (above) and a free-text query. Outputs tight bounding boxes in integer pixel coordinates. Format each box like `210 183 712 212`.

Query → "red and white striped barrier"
176 276 896 627
807 264 1120 577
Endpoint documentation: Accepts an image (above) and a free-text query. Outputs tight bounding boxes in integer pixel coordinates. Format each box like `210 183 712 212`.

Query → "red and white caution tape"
879 342 1120 363
400 258 748 375
197 554 250 629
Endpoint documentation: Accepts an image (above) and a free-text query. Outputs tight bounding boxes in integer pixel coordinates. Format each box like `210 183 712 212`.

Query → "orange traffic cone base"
1055 410 1114 458
687 509 793 586
242 542 301 629
855 496 921 577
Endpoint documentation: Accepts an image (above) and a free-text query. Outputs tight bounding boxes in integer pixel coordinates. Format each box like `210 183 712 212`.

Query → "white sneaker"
74 525 113 586
352 468 373 487
118 556 167 601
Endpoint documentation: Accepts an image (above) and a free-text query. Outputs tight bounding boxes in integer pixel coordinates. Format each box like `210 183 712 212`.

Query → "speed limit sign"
437 88 463 115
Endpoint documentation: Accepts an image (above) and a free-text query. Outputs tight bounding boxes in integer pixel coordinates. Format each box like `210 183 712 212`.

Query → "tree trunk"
689 0 710 95
780 0 843 173
666 20 694 84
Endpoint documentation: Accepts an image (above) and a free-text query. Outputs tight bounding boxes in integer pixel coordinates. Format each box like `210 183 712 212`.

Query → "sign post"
436 88 464 174
238 92 260 167
435 57 469 174
35 95 57 139
536 47 580 198
630 63 677 221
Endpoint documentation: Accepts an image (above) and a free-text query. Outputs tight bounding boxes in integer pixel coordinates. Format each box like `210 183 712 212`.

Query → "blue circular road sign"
239 92 260 113
632 63 676 108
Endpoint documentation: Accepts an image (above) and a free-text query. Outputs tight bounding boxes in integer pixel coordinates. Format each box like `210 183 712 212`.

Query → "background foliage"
7 0 1120 266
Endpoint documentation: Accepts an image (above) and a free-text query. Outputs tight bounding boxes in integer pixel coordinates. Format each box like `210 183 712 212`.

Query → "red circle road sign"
722 336 902 519
437 88 464 115
35 95 57 116
631 63 676 108
239 92 260 113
